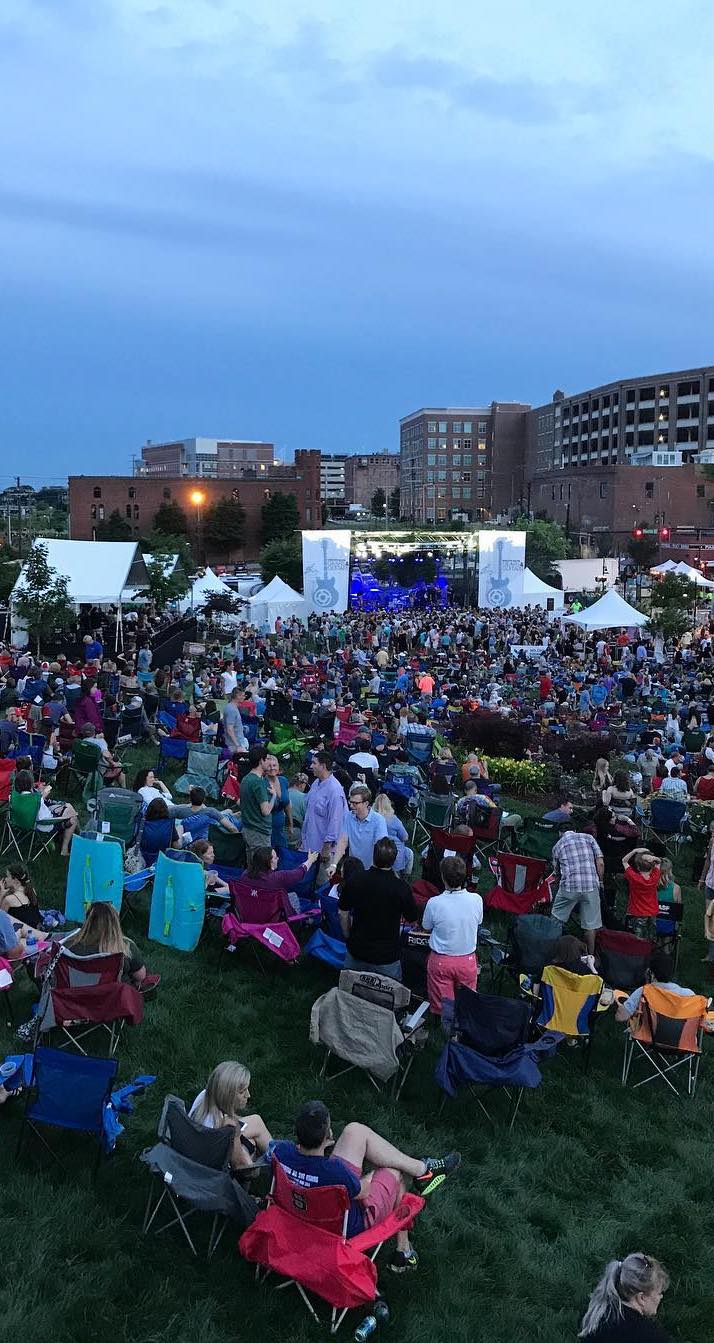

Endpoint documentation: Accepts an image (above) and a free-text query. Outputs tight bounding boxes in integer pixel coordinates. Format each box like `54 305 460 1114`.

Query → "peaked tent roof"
11 538 148 606
249 575 305 604
178 567 238 612
672 561 714 587
651 560 677 573
123 552 182 600
562 587 648 629
247 574 307 625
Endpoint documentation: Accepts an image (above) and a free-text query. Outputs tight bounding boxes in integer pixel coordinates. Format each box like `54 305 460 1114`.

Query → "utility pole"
15 476 22 561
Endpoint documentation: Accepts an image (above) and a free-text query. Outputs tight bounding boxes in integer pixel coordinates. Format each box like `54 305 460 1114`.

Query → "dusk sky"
2 0 713 482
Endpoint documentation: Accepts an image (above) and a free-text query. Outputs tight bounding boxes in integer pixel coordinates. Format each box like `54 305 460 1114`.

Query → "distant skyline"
2 0 714 484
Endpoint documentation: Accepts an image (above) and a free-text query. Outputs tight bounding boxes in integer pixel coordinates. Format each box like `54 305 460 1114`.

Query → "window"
427 454 436 466
126 505 131 518
477 441 487 451
305 506 312 522
452 421 462 433
93 486 102 499
437 508 447 520
452 454 461 466
439 440 447 450
426 470 434 483
452 486 461 498
438 454 447 465
162 488 171 500
599 482 608 498
463 439 471 451
427 438 436 450
626 389 636 404
452 438 461 450
463 455 472 465
90 504 96 520
697 484 706 497
677 380 700 396
437 471 447 481
128 487 136 500
438 421 447 432
427 421 437 432
462 487 471 499
639 386 655 400
477 421 486 433
98 505 105 520
133 505 140 519
603 395 610 408
437 487 447 498
462 472 471 483
645 481 654 500
463 421 472 433
626 411 635 425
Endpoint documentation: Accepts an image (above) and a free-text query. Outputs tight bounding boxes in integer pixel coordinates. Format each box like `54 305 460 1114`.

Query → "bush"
452 711 535 760
541 731 619 774
482 756 559 796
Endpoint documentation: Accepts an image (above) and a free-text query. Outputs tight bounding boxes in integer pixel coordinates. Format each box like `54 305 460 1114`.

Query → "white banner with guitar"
477 530 526 611
302 530 352 614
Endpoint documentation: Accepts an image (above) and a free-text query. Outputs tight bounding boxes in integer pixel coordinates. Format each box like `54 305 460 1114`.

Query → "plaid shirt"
552 831 602 893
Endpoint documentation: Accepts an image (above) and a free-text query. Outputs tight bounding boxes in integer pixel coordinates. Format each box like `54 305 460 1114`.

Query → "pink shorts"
344 1160 400 1229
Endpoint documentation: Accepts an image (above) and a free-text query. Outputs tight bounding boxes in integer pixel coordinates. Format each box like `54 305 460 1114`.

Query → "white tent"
672 561 714 588
650 560 677 574
562 588 648 629
516 567 565 612
246 575 306 630
179 567 238 613
122 552 182 602
11 539 148 606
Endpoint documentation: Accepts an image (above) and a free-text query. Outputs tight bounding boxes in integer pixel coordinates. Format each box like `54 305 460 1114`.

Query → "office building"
399 404 529 523
320 454 347 510
344 452 400 510
137 437 275 478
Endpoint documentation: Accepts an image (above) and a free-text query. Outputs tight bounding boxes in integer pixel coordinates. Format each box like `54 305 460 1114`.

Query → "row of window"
556 379 714 419
93 485 172 501
424 486 473 498
426 438 479 451
425 419 487 434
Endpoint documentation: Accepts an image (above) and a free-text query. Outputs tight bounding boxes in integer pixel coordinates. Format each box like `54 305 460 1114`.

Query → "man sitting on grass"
273 1100 460 1273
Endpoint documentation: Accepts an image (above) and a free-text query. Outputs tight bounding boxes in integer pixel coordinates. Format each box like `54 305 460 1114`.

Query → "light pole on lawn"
190 488 205 569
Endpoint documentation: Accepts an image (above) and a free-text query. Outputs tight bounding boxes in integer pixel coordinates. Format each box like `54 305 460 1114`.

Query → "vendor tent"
562 588 648 629
651 560 677 574
672 561 714 588
246 575 306 629
516 567 564 612
11 539 148 607
122 552 182 602
178 567 238 613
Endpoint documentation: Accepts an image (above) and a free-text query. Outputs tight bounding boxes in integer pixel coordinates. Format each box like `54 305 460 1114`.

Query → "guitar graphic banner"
302 530 352 614
477 530 526 611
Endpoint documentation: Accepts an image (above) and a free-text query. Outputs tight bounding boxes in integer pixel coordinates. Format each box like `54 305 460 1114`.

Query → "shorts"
343 1160 400 1230
551 886 602 932
625 915 656 940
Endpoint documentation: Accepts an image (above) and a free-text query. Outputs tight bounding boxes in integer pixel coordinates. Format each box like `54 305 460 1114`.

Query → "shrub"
481 756 559 796
541 731 619 774
452 711 535 760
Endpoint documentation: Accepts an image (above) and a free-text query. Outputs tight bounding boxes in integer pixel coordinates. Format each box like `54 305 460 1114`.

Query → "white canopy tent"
515 567 565 612
672 561 714 588
651 560 677 574
246 575 307 630
10 538 149 649
178 567 238 614
562 588 648 629
122 552 182 602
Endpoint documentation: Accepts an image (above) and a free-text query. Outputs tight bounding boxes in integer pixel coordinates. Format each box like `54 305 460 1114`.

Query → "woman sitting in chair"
64 900 158 990
189 838 232 902
0 864 43 928
189 1060 272 1170
226 845 319 920
13 769 78 858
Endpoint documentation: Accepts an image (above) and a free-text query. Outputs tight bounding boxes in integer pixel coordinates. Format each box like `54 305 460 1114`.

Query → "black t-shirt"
586 1306 673 1343
339 868 417 965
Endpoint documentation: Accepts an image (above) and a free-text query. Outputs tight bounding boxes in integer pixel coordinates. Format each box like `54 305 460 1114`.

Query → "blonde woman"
373 793 414 874
579 1252 672 1340
593 758 614 794
189 1060 272 1169
64 901 154 988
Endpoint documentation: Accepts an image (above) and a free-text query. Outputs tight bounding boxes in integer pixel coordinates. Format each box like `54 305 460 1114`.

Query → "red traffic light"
659 527 670 540
632 527 643 539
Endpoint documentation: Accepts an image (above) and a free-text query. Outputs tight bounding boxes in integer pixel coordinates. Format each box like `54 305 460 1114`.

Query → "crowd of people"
3 597 712 1337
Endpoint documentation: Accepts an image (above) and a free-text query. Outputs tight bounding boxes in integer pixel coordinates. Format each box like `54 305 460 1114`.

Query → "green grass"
2 756 714 1343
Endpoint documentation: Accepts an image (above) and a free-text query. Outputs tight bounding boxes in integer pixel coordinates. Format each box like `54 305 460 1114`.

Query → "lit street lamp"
190 489 205 566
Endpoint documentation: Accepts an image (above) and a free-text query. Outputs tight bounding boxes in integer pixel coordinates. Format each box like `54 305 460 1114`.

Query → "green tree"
135 549 190 609
649 572 699 639
260 536 303 590
13 541 74 656
153 500 189 536
627 526 659 570
510 515 571 586
261 490 300 545
95 509 132 541
0 559 21 603
389 487 400 520
198 590 245 627
371 488 386 518
202 497 246 562
143 531 195 576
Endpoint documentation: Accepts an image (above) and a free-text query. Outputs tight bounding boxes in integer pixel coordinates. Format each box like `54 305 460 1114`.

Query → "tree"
143 531 194 577
134 550 190 610
510 515 571 586
371 488 386 518
649 572 700 639
261 491 300 545
389 487 400 520
260 537 303 590
95 509 131 541
153 500 188 536
627 524 659 570
13 541 74 656
202 497 246 562
0 559 21 604
198 590 245 628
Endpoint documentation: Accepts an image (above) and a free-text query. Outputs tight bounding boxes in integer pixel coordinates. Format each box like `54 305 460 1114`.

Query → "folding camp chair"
36 946 144 1055
62 740 102 797
435 987 558 1129
655 898 684 971
410 792 453 847
207 821 246 868
642 797 688 858
535 965 605 1070
1 788 66 861
93 787 143 849
522 817 561 862
173 744 223 800
421 825 479 887
311 969 429 1101
486 913 563 992
404 731 435 775
118 706 144 743
140 817 176 867
484 853 554 917
621 984 709 1098
222 869 319 971
16 1046 118 1175
156 708 177 734
595 928 654 991
240 1156 424 1333
141 1095 256 1258
157 736 190 772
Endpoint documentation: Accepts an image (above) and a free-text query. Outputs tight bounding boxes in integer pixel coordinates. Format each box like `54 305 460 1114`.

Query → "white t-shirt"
189 1089 244 1131
221 671 238 696
349 750 379 773
139 785 166 808
422 888 483 956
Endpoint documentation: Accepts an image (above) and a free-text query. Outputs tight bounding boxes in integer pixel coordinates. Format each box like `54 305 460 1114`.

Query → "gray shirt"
222 702 248 750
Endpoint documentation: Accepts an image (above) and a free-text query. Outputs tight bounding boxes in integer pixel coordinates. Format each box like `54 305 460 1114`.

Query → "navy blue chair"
17 1046 118 1174
157 737 190 772
140 817 177 866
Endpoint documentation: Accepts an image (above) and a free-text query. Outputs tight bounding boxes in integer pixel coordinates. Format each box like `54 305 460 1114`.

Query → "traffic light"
632 527 643 539
659 526 670 540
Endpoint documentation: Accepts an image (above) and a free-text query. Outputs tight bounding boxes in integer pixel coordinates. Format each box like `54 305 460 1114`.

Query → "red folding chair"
484 852 554 916
424 826 479 888
36 947 144 1055
240 1157 424 1332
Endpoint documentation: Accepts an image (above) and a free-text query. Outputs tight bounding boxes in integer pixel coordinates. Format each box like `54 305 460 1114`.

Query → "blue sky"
1 0 713 482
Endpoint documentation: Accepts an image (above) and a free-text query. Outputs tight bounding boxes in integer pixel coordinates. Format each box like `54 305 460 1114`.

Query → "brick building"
528 462 714 543
343 452 400 510
137 437 275 478
399 404 529 523
69 450 321 563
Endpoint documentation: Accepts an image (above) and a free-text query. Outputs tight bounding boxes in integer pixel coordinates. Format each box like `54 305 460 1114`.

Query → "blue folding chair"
404 731 435 773
158 737 190 772
16 1046 118 1175
157 709 178 734
165 700 189 718
140 817 176 867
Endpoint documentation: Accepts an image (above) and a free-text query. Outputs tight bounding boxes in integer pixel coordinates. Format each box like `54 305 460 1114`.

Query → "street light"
190 488 205 567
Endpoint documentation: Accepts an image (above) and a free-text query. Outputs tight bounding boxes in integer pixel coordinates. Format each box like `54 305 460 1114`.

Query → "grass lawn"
2 754 713 1343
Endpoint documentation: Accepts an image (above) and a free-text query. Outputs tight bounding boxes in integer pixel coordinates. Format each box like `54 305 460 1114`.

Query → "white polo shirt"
422 888 483 956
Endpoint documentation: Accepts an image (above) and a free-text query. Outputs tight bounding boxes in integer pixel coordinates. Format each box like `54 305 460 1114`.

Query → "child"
657 857 681 906
622 846 661 938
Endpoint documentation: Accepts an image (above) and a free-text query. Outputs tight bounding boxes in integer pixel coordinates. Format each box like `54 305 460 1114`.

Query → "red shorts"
344 1160 400 1229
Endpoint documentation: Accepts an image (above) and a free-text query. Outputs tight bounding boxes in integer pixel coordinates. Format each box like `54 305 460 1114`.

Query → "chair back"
230 874 287 925
338 968 411 1014
631 984 708 1053
537 966 603 1037
53 947 124 991
9 788 41 832
491 852 549 894
96 788 143 843
271 1157 350 1238
595 928 653 990
207 823 247 868
428 826 477 861
28 1046 118 1133
65 833 125 921
158 738 190 765
149 849 206 951
512 914 563 977
186 744 222 781
453 986 530 1055
140 818 176 864
405 732 435 766
523 817 560 860
71 740 102 774
649 797 686 834
158 1094 234 1169
157 709 177 732
420 794 453 827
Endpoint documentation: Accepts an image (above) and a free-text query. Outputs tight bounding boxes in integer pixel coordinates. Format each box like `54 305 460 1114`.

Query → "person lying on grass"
189 1060 272 1170
273 1099 461 1274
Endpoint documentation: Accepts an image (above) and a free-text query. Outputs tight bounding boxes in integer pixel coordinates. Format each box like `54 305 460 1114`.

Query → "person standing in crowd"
551 825 604 955
422 856 483 1014
301 751 348 873
222 686 249 755
330 784 388 873
238 746 280 862
338 837 417 978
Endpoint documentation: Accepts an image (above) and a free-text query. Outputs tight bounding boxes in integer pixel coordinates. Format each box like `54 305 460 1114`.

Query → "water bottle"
354 1299 390 1342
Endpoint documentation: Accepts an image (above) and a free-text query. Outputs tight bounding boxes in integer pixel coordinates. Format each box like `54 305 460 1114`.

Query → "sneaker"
388 1247 419 1274
416 1151 461 1195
